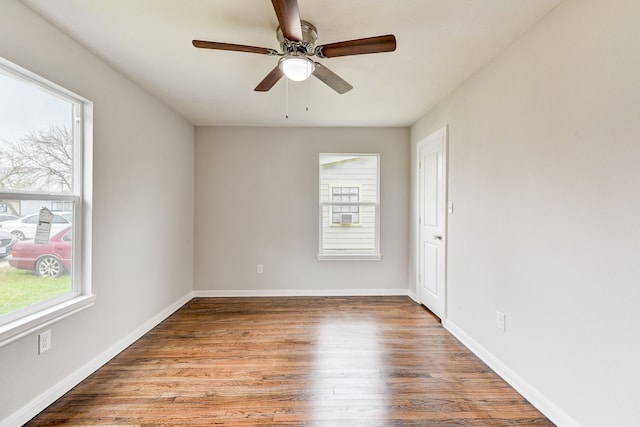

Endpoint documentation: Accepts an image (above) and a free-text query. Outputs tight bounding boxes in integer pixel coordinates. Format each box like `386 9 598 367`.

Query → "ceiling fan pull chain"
306 77 310 112
285 77 289 119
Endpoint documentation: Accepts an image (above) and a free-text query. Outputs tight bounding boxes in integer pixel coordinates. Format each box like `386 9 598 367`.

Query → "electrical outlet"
496 312 506 332
39 330 52 354
257 264 263 274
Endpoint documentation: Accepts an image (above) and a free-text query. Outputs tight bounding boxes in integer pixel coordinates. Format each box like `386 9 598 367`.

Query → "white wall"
410 0 640 425
0 1 194 423
195 127 409 294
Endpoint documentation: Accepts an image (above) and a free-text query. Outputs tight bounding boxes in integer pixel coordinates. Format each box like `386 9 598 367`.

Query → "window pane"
0 58 86 340
319 154 379 254
0 200 74 318
0 71 75 194
321 205 376 251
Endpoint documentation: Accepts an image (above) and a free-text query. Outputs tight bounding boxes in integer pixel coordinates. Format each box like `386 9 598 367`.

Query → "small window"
318 153 381 260
330 186 361 225
0 56 93 344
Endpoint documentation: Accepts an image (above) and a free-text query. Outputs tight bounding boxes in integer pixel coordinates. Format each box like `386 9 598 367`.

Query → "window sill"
0 294 96 348
317 253 382 261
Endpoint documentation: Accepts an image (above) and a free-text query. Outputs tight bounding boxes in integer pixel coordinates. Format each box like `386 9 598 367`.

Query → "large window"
0 57 93 345
318 153 381 260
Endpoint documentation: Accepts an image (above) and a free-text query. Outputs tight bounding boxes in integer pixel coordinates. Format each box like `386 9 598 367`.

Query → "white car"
0 214 20 222
0 212 71 240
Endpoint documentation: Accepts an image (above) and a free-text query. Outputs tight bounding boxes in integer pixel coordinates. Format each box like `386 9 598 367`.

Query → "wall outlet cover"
39 330 52 354
496 311 506 332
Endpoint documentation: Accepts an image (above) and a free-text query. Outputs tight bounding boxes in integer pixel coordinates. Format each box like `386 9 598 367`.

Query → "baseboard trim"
443 320 581 427
406 289 419 303
193 288 410 298
4 291 195 427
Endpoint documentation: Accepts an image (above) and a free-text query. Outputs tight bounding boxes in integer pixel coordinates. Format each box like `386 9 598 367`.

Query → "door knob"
434 235 443 240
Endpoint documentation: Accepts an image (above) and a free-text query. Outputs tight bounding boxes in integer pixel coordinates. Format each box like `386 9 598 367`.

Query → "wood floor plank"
25 297 554 426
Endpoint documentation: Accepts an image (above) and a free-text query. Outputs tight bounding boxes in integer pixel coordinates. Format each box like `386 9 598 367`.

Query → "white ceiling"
21 0 563 127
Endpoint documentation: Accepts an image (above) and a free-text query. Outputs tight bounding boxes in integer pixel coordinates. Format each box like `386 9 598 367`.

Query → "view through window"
0 60 83 329
319 153 380 260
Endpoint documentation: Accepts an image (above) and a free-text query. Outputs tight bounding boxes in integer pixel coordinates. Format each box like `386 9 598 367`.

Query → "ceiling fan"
192 0 397 94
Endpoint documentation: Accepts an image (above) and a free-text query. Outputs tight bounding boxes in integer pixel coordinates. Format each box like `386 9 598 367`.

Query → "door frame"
416 125 448 320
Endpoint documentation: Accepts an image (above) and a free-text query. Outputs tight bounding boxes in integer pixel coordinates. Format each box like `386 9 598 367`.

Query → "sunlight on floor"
312 317 388 422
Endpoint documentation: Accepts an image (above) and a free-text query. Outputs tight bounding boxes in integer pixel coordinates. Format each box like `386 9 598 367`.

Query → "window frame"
0 57 94 347
318 153 381 261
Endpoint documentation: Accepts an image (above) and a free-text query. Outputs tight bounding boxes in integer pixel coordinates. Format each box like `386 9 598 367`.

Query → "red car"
9 226 72 277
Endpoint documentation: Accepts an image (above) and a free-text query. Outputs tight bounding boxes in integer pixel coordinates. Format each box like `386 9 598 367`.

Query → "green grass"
0 267 71 315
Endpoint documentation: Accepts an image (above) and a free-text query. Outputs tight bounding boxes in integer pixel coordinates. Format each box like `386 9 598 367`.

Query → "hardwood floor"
26 297 554 426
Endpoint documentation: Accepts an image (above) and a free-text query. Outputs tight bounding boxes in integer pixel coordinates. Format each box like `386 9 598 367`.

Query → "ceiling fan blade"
271 0 303 41
255 66 284 92
316 35 396 58
192 40 277 55
312 63 353 94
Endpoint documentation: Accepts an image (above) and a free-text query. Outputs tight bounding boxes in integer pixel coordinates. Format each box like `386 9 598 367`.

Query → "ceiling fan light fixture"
279 55 315 81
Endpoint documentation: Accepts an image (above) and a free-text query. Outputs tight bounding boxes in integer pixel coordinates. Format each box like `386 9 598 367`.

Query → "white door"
417 126 448 319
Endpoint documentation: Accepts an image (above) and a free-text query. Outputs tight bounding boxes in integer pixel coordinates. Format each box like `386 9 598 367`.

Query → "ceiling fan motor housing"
277 20 318 55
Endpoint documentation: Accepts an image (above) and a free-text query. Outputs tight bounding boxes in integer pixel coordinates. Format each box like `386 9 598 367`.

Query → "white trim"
194 288 409 298
0 57 90 106
317 253 382 261
444 320 581 427
407 289 419 303
3 292 194 427
0 295 95 347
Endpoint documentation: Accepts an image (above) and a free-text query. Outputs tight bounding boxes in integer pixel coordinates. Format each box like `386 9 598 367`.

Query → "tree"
0 125 73 193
